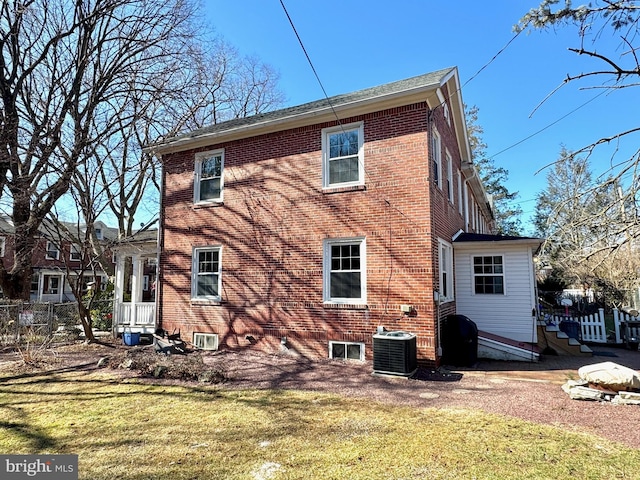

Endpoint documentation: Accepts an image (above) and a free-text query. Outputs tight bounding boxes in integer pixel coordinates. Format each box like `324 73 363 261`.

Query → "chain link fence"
0 300 113 347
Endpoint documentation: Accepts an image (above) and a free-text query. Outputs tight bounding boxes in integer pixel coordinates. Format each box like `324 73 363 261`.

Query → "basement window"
329 341 365 361
193 333 219 351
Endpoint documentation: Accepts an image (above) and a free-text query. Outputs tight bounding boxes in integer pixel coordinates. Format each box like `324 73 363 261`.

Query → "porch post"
58 274 64 303
113 255 124 327
130 254 143 326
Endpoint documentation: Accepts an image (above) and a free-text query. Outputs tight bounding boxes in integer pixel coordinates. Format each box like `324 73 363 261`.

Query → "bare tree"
0 0 197 299
49 28 285 340
80 36 286 239
518 1 640 302
534 146 640 305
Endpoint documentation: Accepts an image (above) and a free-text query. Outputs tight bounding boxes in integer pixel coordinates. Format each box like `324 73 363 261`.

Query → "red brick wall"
159 100 472 366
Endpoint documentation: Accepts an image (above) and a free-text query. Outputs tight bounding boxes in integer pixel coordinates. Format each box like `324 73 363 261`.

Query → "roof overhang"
147 68 464 156
453 234 544 253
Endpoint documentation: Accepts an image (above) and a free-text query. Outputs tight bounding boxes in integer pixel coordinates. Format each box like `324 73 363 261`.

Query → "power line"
461 30 523 90
487 89 608 160
278 0 340 123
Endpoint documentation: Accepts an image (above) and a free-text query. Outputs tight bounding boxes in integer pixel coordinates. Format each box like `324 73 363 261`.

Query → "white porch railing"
545 308 639 344
114 302 156 327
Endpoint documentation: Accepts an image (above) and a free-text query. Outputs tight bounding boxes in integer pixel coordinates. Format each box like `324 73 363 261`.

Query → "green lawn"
0 368 638 479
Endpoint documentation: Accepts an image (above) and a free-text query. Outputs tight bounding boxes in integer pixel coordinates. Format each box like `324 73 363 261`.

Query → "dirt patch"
2 340 640 449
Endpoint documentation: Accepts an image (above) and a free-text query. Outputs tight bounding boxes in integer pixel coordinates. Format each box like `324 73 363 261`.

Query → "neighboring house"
112 227 158 336
150 66 541 366
0 216 115 302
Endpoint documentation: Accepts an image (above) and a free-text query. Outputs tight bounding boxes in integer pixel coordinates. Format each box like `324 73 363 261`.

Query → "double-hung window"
438 239 454 302
446 151 454 203
46 241 60 260
192 246 222 300
473 255 505 294
70 244 82 262
322 122 364 188
195 149 224 203
323 238 366 303
431 129 442 188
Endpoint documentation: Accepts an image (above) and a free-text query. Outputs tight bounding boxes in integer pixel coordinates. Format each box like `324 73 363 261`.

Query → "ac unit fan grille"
373 335 417 375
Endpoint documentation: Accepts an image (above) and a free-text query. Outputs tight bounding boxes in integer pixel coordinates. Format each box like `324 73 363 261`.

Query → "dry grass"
1 367 639 480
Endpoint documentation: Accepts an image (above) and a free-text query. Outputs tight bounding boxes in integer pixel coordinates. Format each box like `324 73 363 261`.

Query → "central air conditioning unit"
372 331 417 376
193 333 219 351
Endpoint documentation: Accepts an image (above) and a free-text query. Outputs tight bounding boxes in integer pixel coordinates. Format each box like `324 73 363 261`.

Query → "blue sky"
204 1 638 234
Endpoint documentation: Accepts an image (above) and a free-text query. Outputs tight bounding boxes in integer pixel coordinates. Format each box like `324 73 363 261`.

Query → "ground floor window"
473 255 504 294
438 239 454 302
192 246 222 300
323 237 366 304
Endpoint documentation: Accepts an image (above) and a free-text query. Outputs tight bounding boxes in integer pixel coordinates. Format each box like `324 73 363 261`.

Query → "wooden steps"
537 322 593 357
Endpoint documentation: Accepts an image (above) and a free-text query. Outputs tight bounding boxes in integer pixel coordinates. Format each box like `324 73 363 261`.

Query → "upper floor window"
322 122 364 188
95 227 103 240
438 239 454 302
443 102 451 127
323 237 366 304
457 171 463 215
446 151 454 203
431 129 441 188
473 255 505 294
194 149 224 203
192 246 222 300
70 244 82 262
46 241 60 260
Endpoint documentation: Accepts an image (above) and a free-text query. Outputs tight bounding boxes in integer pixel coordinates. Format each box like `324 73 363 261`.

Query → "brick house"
0 216 115 302
151 67 540 366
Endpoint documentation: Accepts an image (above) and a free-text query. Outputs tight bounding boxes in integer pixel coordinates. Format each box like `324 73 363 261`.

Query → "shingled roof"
149 67 458 155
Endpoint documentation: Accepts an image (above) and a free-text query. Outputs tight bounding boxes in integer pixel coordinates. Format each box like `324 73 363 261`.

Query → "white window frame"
322 122 364 188
323 237 366 304
473 255 506 295
457 171 463 215
438 239 454 302
193 333 219 351
191 246 222 301
431 129 442 189
95 227 103 240
70 244 81 262
30 273 40 294
445 150 454 203
328 341 365 361
194 149 225 204
45 241 60 260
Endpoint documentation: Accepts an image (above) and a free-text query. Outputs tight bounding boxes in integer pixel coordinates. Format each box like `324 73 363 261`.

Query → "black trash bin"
441 314 478 367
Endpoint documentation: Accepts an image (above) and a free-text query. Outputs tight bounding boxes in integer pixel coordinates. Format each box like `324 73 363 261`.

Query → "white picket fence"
546 308 640 344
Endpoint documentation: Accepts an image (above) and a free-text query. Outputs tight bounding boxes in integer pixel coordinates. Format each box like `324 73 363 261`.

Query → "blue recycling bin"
123 331 141 346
